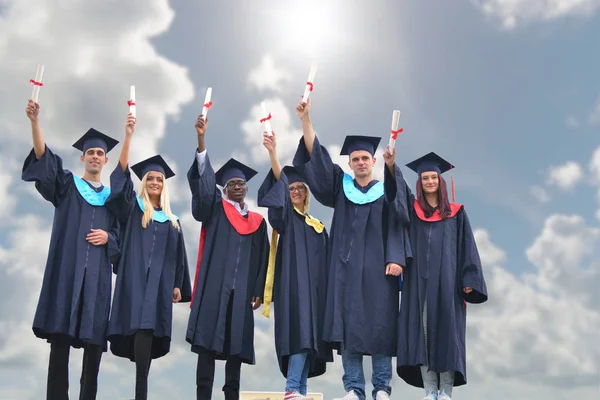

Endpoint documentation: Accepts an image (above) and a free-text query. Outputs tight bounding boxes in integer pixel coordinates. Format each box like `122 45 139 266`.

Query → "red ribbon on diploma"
260 113 272 123
204 101 213 109
306 81 314 91
391 128 404 140
127 100 136 107
30 79 43 87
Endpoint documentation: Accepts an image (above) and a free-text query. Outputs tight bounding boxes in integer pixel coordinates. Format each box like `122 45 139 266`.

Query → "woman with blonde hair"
106 113 192 400
257 131 332 400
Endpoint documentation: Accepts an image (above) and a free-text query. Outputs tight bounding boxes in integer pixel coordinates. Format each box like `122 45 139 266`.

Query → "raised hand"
263 131 277 152
383 145 396 169
296 96 311 120
125 113 136 136
25 100 40 123
195 115 208 136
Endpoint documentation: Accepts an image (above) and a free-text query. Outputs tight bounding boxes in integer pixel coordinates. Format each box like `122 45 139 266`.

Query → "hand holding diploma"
389 110 402 148
201 87 212 121
128 86 136 118
302 63 317 103
30 64 44 103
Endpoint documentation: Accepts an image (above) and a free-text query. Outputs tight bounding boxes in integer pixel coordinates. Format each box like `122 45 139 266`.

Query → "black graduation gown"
186 154 269 365
106 165 192 361
391 168 488 387
21 146 120 350
257 169 333 379
292 136 409 357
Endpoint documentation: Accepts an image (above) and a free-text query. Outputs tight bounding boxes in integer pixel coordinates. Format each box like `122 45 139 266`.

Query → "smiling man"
292 98 410 400
186 114 270 400
21 100 121 400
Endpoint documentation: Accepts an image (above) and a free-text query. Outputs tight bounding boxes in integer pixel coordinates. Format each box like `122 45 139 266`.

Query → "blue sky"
0 0 598 399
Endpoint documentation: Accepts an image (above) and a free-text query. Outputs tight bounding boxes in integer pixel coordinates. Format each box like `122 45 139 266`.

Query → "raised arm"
257 131 289 232
383 145 412 226
187 114 221 222
106 114 137 224
22 101 72 206
296 97 316 156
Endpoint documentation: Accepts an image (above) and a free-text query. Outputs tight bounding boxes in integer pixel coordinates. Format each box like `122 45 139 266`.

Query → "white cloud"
530 185 550 203
248 54 293 94
565 115 580 129
546 161 584 190
589 98 600 125
472 0 600 29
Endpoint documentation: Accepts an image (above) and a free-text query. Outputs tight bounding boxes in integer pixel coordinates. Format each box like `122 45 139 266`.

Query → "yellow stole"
262 207 325 318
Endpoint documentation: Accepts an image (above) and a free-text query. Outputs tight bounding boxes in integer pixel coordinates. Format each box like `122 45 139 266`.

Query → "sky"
0 0 599 398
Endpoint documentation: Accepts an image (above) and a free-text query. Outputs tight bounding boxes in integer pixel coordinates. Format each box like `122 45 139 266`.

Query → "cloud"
248 54 293 94
546 161 584 190
530 185 550 203
565 115 580 129
471 0 600 29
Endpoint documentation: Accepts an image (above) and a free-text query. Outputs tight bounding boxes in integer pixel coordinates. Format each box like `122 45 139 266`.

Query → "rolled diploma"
389 110 401 148
302 63 317 102
261 101 273 137
129 86 136 118
32 64 44 103
201 87 212 120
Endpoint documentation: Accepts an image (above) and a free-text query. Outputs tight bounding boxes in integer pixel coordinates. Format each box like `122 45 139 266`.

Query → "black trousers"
133 330 154 400
196 292 242 400
47 337 103 400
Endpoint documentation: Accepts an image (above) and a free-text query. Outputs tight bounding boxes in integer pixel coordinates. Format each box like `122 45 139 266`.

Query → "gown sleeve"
253 221 270 299
187 152 222 223
21 145 73 207
175 222 193 303
257 169 291 233
106 164 137 225
457 209 488 304
384 162 414 226
106 218 121 270
292 136 344 208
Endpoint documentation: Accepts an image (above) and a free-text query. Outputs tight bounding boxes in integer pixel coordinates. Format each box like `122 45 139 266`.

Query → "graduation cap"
215 158 258 186
131 155 175 180
72 128 119 154
406 152 456 202
282 166 305 184
340 135 381 157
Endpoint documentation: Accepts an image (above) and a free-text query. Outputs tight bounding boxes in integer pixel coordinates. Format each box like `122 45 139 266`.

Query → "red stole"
413 200 463 222
190 199 264 307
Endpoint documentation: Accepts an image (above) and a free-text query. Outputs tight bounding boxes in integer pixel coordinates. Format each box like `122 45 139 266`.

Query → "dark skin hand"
251 297 262 310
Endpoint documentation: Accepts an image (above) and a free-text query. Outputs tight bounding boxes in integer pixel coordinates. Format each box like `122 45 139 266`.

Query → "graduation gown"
257 169 333 379
106 165 192 361
186 154 269 365
292 136 409 357
391 168 488 387
21 146 120 350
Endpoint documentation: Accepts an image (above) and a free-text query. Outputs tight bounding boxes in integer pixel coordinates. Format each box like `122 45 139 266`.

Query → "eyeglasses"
289 185 307 193
226 181 247 189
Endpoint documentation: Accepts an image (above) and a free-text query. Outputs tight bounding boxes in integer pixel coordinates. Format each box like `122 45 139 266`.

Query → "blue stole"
342 173 384 204
73 175 110 206
136 197 179 223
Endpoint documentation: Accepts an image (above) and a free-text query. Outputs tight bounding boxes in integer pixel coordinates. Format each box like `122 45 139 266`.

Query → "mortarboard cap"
72 128 119 154
340 135 381 157
131 155 175 180
406 152 454 175
282 166 305 184
215 158 258 186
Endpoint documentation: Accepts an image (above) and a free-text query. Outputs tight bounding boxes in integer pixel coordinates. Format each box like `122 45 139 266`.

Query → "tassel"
262 230 279 318
451 176 455 203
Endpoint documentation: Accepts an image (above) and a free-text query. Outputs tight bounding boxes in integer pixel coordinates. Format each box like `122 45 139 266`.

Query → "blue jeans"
341 350 392 400
286 352 310 395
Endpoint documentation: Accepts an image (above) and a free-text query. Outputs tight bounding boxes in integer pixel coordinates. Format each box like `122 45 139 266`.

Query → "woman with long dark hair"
389 150 488 400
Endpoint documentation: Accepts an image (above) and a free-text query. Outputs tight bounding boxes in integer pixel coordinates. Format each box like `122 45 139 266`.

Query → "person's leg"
47 337 71 400
195 348 216 400
299 353 310 396
438 371 455 399
223 356 242 400
421 298 438 398
371 355 392 399
285 352 309 396
134 330 154 400
340 349 366 400
78 344 103 400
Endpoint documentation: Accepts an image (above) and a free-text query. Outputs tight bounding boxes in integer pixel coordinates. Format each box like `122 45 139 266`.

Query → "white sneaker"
284 392 312 400
332 390 360 400
438 390 451 400
422 391 437 400
375 390 390 400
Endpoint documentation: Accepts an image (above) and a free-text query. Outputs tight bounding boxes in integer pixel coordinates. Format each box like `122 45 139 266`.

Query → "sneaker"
438 390 451 400
422 391 437 400
332 390 360 400
285 392 312 400
375 390 390 400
